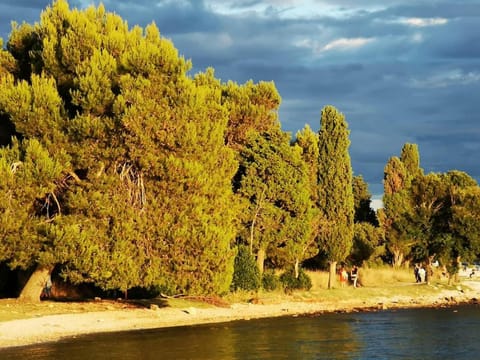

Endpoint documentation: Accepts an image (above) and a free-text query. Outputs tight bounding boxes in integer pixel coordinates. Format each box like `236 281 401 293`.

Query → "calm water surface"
1 305 479 359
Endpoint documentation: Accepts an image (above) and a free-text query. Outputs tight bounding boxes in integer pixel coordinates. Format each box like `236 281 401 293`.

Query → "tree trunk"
250 189 265 254
392 249 403 268
328 261 337 289
256 248 266 275
294 259 300 279
425 255 434 284
18 265 52 302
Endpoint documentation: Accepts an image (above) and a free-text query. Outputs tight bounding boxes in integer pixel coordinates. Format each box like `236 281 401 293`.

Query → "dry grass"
225 266 458 305
356 266 413 287
306 266 414 289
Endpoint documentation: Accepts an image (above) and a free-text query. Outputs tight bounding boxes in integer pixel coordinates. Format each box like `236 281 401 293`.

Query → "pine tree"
382 144 424 267
237 127 316 275
381 156 412 267
0 0 238 297
222 80 281 150
0 139 67 300
295 125 319 204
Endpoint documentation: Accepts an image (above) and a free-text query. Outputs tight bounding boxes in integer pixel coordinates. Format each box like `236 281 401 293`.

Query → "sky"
1 0 480 205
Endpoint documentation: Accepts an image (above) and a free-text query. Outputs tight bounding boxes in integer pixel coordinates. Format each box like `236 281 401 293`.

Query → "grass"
224 266 460 305
0 266 466 323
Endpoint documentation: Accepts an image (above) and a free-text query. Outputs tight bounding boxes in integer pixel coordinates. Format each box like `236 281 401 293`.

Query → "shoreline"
1 281 479 349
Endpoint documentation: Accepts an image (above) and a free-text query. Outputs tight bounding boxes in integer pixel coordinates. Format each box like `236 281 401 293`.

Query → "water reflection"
1 314 361 360
2 305 480 360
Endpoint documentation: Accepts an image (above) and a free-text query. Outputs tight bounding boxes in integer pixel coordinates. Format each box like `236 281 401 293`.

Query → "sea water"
1 305 479 359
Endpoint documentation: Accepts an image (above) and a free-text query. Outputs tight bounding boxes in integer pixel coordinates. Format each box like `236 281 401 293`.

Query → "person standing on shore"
339 266 348 287
414 264 421 283
418 265 426 283
351 266 359 288
43 273 52 299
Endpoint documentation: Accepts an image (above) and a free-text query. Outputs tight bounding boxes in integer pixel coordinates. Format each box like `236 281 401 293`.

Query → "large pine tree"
0 0 238 298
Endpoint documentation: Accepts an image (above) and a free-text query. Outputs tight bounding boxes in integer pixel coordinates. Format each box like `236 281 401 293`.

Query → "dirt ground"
1 281 479 349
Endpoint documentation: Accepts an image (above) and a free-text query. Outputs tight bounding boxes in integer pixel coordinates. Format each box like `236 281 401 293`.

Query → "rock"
150 304 159 310
183 307 197 315
94 297 101 301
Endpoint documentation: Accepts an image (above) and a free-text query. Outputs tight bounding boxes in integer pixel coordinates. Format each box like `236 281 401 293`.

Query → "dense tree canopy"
381 144 480 277
0 0 238 296
236 127 316 276
0 0 478 299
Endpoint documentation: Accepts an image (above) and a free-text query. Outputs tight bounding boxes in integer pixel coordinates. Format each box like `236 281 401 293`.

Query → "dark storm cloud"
1 0 479 197
100 0 222 35
0 0 83 40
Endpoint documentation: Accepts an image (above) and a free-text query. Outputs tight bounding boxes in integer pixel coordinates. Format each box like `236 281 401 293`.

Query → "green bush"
280 267 312 291
230 246 261 291
262 269 280 291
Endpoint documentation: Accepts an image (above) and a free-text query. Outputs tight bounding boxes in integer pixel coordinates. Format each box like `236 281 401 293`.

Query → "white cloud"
321 37 375 53
295 37 375 55
399 17 448 27
371 198 383 211
206 0 358 19
411 70 480 89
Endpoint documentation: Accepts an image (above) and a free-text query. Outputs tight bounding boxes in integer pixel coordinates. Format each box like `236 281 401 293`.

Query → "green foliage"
279 267 312 291
382 155 415 266
222 80 281 149
350 222 384 266
262 269 280 291
231 246 261 292
295 124 320 205
382 143 480 276
3 0 480 298
382 144 424 267
442 176 480 271
0 138 67 269
0 0 236 296
352 175 378 225
400 143 423 180
236 127 317 273
316 105 354 263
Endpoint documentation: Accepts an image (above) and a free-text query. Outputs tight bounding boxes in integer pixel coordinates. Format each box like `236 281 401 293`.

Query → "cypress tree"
400 143 423 181
316 106 354 289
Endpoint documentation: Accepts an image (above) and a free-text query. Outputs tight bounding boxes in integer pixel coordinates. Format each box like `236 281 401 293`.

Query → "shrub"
280 267 312 291
262 269 280 291
230 245 261 291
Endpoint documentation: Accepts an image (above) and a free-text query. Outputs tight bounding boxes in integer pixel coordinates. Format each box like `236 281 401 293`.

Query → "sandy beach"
1 281 479 349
